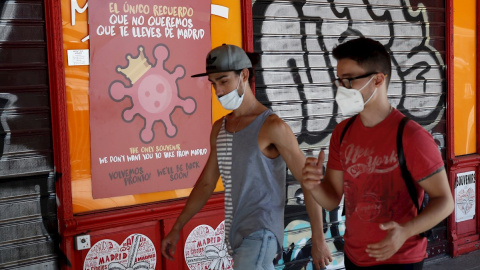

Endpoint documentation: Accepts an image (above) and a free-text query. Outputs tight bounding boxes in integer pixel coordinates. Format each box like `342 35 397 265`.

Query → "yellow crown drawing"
117 46 152 84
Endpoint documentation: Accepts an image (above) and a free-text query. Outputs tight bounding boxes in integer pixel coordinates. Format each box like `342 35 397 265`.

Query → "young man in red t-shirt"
302 37 454 269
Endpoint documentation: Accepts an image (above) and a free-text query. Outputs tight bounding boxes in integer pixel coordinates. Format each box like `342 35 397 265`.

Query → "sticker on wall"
455 171 476 222
184 220 232 270
83 234 156 270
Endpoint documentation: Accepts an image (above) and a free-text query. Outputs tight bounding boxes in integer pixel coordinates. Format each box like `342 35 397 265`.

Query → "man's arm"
161 120 222 260
266 116 332 269
366 168 453 261
406 168 453 237
302 150 344 211
304 191 333 269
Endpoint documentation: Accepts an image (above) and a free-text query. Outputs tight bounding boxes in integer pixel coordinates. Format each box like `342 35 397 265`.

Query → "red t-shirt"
327 109 444 266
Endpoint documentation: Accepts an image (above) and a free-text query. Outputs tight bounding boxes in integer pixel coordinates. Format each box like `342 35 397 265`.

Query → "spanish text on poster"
89 0 212 198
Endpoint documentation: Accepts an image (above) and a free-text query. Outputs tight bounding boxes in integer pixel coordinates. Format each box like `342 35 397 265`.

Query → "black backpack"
339 115 430 238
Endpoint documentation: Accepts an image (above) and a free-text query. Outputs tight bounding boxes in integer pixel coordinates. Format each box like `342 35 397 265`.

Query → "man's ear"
242 68 249 82
375 73 386 87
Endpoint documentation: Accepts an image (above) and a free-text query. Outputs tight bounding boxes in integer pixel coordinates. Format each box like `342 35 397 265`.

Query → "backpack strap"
396 117 422 213
340 115 357 216
397 116 428 238
340 115 357 144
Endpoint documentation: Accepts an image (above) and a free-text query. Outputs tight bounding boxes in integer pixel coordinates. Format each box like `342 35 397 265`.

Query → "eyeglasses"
333 72 379 89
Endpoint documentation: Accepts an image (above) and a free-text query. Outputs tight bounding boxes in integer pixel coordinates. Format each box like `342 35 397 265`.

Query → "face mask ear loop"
357 75 375 92
364 87 378 105
243 78 248 96
357 75 376 105
236 72 243 97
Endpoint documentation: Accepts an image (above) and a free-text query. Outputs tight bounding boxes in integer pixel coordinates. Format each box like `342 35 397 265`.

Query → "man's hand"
302 150 325 191
311 236 333 270
161 228 181 261
365 221 409 261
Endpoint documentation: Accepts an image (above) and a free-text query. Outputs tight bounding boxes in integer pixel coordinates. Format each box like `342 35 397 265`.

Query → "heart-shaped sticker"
457 187 475 215
83 233 156 270
184 220 233 270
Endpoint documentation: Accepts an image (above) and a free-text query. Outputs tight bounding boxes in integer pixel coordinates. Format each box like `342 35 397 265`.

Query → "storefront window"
453 0 477 155
61 0 243 213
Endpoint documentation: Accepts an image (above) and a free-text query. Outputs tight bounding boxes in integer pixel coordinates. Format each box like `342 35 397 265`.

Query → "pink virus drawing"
109 44 196 143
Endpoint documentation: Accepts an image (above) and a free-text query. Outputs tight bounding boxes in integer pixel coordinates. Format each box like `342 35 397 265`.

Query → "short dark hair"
332 37 391 85
234 52 259 82
234 68 255 82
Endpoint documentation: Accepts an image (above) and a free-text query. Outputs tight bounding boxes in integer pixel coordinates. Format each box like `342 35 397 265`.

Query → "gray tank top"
217 109 286 252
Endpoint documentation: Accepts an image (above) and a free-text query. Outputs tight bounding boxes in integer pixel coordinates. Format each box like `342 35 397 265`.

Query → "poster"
89 0 212 198
455 171 476 222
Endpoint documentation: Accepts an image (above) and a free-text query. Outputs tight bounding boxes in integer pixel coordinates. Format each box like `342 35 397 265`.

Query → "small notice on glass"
455 171 476 222
67 49 90 66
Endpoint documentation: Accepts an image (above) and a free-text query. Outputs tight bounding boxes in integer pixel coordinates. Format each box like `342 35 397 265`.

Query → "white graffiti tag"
256 0 445 147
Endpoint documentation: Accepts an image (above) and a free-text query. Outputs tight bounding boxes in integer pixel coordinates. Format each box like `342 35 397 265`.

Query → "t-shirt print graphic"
344 143 400 223
344 144 399 177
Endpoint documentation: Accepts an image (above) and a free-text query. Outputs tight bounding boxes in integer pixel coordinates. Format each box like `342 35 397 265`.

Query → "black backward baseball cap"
191 44 252 77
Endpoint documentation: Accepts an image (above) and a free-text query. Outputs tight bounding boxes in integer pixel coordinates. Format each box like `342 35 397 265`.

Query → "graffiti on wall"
252 0 446 268
0 1 15 165
253 0 445 147
0 94 16 160
282 185 345 269
0 0 53 176
0 2 11 161
0 1 60 268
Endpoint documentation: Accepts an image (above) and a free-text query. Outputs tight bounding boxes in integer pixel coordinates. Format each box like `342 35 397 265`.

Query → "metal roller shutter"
0 0 58 268
252 0 447 268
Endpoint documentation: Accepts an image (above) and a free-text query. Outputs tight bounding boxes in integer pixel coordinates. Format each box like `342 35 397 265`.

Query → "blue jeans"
232 229 278 270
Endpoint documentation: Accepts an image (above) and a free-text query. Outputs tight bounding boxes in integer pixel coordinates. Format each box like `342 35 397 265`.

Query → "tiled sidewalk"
424 249 480 270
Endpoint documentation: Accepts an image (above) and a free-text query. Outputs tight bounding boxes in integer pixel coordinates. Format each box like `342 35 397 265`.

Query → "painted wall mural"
0 0 53 177
253 0 446 148
252 0 447 268
282 186 346 269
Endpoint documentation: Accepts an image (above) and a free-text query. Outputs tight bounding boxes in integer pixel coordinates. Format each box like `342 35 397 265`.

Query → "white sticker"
67 49 90 66
83 233 156 270
455 171 476 222
184 220 232 270
211 4 229 19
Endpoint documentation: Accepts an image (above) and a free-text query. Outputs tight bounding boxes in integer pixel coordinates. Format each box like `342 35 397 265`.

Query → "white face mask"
335 76 377 115
217 75 244 110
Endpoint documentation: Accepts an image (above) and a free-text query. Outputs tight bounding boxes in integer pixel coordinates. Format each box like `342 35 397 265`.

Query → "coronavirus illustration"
109 44 196 143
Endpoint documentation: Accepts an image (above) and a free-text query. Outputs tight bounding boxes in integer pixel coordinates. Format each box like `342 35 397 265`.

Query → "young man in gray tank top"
161 44 333 270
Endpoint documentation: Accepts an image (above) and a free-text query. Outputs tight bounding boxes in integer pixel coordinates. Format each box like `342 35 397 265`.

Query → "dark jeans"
345 253 424 270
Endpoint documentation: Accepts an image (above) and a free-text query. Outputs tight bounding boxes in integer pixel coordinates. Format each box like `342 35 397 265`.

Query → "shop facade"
0 0 479 269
